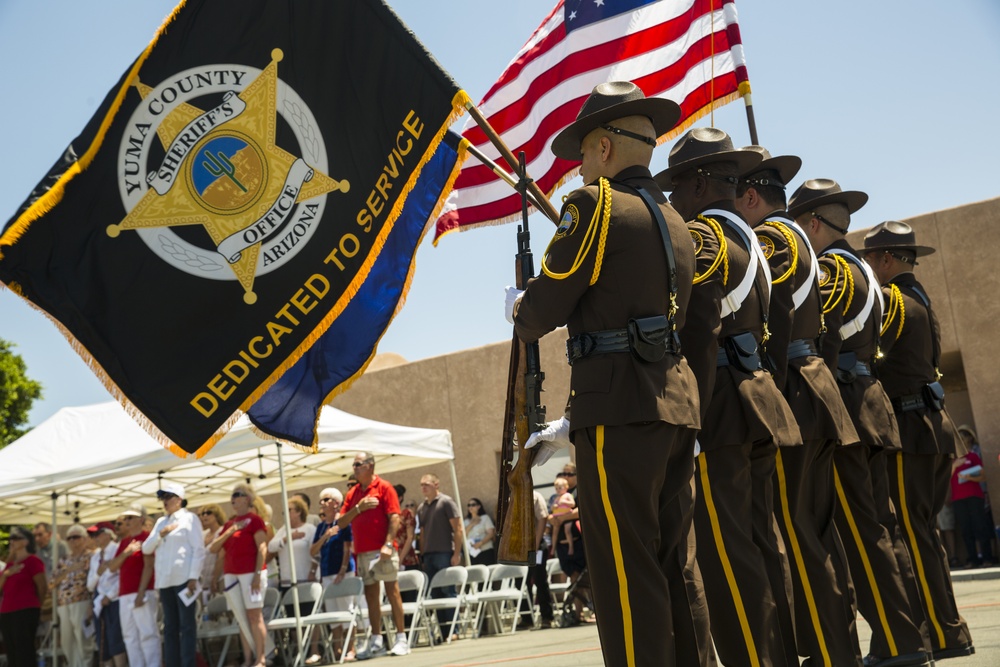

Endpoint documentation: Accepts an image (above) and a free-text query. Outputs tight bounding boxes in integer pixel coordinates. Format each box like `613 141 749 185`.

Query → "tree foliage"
0 338 43 448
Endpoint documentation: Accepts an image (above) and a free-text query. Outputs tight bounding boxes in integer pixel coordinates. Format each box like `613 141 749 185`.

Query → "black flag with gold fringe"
0 0 468 456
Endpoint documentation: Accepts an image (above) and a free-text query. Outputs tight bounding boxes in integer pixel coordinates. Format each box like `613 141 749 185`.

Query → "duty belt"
566 329 630 364
892 393 927 413
787 338 818 360
838 353 871 377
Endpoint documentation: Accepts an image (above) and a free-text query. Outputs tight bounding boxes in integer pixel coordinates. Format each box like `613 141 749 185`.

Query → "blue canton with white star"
564 0 660 35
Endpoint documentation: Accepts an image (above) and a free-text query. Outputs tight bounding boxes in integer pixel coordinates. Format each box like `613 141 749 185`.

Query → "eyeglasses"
351 461 372 468
231 492 248 498
562 472 576 477
159 493 177 501
199 511 213 516
467 503 480 507
67 535 83 541
319 497 339 503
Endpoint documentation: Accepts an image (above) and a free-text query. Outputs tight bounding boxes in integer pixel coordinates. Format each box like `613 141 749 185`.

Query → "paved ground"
345 567 1000 666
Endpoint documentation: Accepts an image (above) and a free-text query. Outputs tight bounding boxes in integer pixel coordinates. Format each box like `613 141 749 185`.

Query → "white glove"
524 416 572 467
504 286 524 324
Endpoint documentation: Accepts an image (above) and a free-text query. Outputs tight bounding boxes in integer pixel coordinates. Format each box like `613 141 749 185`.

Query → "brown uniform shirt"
514 165 701 432
758 214 858 446
681 202 799 450
816 239 899 449
877 272 960 456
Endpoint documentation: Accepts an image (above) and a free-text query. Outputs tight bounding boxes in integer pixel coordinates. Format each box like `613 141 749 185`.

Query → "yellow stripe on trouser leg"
775 451 831 665
697 453 760 667
833 466 897 654
595 425 635 667
895 455 946 649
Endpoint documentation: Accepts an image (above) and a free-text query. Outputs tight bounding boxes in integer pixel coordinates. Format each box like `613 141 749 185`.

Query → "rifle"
496 152 546 566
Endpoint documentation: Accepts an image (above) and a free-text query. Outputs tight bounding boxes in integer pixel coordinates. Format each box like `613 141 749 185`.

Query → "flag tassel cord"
463 102 561 225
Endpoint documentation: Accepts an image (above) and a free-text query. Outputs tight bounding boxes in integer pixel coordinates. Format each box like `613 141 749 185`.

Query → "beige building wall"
264 197 1000 531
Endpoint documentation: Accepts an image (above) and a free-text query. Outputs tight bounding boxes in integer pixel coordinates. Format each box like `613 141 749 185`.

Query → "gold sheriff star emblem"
107 49 348 304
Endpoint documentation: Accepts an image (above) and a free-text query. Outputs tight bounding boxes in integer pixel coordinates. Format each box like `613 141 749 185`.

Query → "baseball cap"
156 482 186 500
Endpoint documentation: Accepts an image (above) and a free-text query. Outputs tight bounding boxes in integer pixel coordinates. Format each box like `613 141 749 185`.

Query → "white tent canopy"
0 401 455 524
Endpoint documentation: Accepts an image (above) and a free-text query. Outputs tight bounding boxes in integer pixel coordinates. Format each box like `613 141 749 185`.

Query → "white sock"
395 632 406 642
371 635 383 647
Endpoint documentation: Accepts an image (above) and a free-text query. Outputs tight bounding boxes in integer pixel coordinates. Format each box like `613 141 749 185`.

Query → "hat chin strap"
601 124 656 147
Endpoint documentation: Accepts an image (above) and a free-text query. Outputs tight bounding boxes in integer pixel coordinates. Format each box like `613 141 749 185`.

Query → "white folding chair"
414 566 467 647
378 569 426 646
473 564 528 636
265 582 324 667
197 595 242 667
546 556 570 605
456 564 489 639
298 576 363 665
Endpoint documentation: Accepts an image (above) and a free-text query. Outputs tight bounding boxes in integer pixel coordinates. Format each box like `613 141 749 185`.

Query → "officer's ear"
599 135 613 164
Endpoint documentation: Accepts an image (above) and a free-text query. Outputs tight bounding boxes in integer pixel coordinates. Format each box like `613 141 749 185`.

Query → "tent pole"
276 443 304 665
51 491 60 662
447 462 471 567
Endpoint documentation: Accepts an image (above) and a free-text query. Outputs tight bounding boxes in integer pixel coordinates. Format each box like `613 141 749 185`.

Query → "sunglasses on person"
319 497 339 503
199 510 213 516
159 493 178 501
467 503 480 507
231 492 248 498
562 472 576 477
67 535 84 541
351 461 372 468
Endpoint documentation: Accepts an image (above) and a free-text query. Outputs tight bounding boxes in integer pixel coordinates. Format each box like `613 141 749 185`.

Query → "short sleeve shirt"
416 493 460 553
951 452 985 503
0 555 45 613
117 532 152 596
312 521 353 577
222 513 267 574
342 475 400 553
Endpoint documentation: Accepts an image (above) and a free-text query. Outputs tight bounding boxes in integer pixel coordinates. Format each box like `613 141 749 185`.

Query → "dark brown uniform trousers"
575 421 714 667
695 438 785 667
773 439 862 666
887 451 972 652
833 444 927 658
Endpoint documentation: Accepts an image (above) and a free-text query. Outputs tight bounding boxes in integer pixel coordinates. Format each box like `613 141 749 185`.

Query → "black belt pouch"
627 315 669 363
923 381 945 411
724 331 761 373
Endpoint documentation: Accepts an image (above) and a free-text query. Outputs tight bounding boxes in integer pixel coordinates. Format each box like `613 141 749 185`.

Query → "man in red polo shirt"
107 506 159 667
338 451 408 658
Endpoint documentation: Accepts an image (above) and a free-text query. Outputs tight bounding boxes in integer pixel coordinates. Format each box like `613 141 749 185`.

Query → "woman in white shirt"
198 504 226 596
142 482 205 667
463 498 496 566
267 497 316 616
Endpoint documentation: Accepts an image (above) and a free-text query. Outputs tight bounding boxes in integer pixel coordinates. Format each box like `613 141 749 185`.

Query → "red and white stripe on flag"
433 0 750 243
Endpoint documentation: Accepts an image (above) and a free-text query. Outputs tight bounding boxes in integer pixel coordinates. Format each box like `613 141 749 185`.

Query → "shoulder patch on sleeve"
690 229 704 255
554 204 580 239
818 263 832 286
757 234 775 260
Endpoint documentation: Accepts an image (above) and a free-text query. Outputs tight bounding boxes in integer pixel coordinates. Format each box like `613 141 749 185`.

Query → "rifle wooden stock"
496 151 546 566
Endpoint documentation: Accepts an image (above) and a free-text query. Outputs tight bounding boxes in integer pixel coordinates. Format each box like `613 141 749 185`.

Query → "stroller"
555 566 593 628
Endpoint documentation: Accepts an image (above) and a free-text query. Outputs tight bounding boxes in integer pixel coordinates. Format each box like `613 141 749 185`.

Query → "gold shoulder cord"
762 220 798 284
880 283 905 340
692 215 728 285
541 178 611 284
820 254 854 315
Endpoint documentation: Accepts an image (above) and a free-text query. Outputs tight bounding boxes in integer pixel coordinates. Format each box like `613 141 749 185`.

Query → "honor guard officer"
789 181 932 667
655 128 800 667
864 221 975 661
510 81 714 666
735 148 864 666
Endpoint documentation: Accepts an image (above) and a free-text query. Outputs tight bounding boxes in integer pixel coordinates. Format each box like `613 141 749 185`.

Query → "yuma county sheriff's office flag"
434 0 751 242
0 0 468 456
248 132 466 447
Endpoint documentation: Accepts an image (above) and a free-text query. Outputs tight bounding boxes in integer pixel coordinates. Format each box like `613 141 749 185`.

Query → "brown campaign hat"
550 81 681 160
863 220 935 257
787 178 868 219
654 127 762 191
739 145 801 187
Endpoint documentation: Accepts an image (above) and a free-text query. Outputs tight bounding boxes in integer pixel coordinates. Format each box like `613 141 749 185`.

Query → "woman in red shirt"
0 526 48 667
209 484 270 667
951 442 995 568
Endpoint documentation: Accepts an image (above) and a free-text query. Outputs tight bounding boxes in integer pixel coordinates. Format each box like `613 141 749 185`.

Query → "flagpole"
463 102 561 225
465 143 549 214
743 93 760 146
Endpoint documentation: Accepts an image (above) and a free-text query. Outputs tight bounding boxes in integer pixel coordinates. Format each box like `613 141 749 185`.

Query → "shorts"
224 570 268 610
99 600 126 660
556 540 586 577
355 550 399 586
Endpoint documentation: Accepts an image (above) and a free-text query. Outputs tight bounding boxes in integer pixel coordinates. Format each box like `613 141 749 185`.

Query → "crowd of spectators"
0 450 594 666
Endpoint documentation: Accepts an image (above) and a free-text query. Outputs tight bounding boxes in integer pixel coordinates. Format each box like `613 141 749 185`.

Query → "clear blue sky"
2 0 998 427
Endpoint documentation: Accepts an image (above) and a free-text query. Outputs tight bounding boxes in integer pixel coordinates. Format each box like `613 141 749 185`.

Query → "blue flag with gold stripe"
248 131 465 447
0 0 468 455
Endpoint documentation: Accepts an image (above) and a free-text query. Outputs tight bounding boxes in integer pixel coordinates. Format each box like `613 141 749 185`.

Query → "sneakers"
355 639 387 661
304 655 322 666
389 637 410 656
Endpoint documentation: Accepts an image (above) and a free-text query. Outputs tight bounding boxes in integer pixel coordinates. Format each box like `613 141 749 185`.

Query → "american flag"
433 0 751 242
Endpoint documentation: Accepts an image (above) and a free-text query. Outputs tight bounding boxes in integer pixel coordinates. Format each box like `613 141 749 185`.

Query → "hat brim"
865 243 936 258
787 190 868 218
550 97 681 161
654 150 763 191
744 155 802 186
